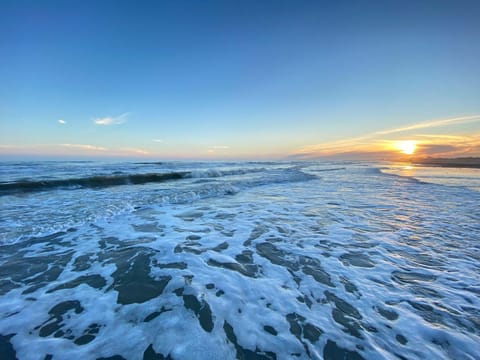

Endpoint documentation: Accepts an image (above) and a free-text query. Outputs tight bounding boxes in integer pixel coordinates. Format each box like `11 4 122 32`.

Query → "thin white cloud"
59 144 150 156
374 115 480 136
59 143 107 151
93 112 129 126
207 145 230 155
121 147 150 155
415 134 466 140
152 139 164 143
57 119 66 124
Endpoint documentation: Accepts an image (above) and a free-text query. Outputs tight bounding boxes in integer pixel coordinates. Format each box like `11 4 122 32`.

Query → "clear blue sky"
1 0 479 159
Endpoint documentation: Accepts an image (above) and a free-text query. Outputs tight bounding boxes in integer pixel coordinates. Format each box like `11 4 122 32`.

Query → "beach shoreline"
408 157 480 169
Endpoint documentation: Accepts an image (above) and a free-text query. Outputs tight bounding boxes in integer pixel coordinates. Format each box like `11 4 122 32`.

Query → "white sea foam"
0 162 479 359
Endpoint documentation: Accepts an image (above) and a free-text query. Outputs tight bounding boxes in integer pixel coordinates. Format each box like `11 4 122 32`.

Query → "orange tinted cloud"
292 115 480 159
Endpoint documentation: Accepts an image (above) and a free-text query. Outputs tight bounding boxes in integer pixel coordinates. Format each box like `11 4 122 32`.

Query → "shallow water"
0 161 479 359
381 163 480 192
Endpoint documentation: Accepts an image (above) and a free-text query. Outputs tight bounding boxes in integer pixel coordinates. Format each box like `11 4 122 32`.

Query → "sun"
394 140 417 155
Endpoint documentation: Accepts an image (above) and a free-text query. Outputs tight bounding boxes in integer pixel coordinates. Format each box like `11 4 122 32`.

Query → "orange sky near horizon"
290 115 480 161
1 115 479 161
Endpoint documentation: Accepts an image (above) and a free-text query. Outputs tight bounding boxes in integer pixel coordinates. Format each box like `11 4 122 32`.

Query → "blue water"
0 161 479 359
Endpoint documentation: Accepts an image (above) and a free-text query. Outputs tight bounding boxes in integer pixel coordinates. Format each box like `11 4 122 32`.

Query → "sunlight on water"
381 163 480 192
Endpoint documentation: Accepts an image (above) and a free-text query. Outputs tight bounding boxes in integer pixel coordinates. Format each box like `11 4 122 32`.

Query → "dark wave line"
0 167 270 195
0 166 308 195
0 172 188 195
313 167 346 172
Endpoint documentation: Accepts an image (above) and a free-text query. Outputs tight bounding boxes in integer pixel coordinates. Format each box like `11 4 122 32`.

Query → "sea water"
0 161 479 359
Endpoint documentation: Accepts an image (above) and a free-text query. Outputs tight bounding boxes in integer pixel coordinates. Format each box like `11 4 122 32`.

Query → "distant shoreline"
409 157 480 169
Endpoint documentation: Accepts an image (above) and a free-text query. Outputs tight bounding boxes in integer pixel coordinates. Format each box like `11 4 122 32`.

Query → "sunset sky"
1 0 479 160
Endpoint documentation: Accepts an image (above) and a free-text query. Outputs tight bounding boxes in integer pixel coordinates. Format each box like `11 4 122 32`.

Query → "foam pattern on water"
0 162 479 359
0 164 314 243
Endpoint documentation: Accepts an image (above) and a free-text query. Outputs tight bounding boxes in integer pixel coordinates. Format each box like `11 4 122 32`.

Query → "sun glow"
394 140 417 155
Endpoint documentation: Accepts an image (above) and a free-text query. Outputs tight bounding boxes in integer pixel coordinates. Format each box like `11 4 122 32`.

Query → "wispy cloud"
59 143 107 151
152 139 164 143
374 115 480 136
414 134 466 140
59 144 151 156
93 113 129 126
293 114 480 159
57 119 66 125
120 147 150 155
0 143 156 158
207 145 230 155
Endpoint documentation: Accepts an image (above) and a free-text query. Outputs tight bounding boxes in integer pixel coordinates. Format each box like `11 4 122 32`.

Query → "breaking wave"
0 167 273 195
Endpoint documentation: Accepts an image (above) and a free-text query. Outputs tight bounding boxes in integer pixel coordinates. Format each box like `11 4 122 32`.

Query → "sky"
1 0 479 160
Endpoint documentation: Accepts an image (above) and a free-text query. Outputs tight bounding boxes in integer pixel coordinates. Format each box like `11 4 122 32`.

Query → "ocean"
0 161 479 359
